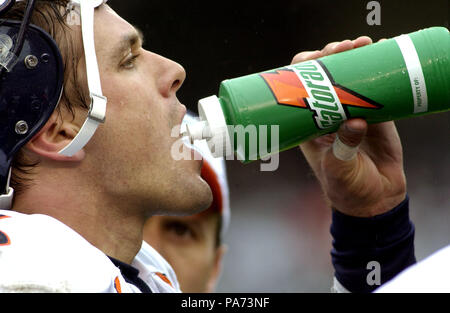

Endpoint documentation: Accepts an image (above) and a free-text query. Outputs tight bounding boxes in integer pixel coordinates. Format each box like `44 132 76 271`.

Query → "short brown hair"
4 0 89 195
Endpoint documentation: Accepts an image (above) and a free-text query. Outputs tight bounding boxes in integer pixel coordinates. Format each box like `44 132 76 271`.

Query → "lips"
177 106 204 162
178 102 187 125
169 101 187 139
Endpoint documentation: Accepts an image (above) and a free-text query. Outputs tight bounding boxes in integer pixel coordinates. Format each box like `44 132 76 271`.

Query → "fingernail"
344 123 362 133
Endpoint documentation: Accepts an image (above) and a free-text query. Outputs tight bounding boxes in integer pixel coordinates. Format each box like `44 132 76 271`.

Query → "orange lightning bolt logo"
260 64 382 113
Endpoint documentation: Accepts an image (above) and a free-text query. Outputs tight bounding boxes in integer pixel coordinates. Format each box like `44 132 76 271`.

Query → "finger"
321 41 339 55
321 40 353 56
291 50 322 64
378 38 388 42
332 40 355 54
332 119 367 161
300 132 335 164
332 136 359 161
352 36 373 48
363 121 403 164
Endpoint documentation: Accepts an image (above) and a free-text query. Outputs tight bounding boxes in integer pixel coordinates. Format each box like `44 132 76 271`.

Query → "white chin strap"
58 0 107 156
0 168 13 210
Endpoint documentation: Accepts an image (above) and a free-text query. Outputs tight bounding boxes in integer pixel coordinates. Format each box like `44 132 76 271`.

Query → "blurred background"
109 0 449 292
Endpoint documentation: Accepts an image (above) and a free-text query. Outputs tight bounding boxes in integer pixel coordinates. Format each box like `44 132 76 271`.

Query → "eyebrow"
112 26 145 61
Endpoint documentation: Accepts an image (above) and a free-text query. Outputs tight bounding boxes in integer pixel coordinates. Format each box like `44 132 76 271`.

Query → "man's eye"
164 221 196 241
121 54 140 69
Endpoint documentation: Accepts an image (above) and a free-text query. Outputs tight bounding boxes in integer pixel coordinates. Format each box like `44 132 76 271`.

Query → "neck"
12 170 146 264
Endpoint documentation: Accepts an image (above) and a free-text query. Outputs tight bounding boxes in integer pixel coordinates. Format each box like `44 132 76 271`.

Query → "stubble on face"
88 4 213 217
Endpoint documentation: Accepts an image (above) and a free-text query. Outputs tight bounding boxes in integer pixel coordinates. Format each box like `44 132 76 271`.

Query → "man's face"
144 212 224 292
77 5 212 215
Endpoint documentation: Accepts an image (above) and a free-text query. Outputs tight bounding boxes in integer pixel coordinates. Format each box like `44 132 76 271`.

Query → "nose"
157 54 186 97
170 62 186 93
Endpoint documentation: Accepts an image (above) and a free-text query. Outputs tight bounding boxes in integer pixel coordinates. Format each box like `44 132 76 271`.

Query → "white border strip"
394 34 428 114
289 60 347 129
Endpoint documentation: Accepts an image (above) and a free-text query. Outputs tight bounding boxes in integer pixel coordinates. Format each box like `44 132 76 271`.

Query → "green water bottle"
184 27 450 163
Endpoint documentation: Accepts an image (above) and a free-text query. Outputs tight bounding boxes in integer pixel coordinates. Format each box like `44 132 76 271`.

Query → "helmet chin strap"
58 0 107 156
0 168 13 210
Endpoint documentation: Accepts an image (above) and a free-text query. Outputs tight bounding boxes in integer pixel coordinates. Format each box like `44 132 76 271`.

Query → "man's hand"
292 37 406 217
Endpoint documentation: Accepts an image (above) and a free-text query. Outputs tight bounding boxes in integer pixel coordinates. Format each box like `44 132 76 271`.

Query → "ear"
25 110 86 162
206 244 227 293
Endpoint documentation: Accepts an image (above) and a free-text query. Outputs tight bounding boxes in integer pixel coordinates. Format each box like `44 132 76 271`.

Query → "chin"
178 175 213 215
157 172 213 216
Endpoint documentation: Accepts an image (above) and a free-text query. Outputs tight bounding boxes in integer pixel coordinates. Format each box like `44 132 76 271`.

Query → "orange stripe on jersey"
0 215 12 246
155 272 173 288
0 230 11 246
114 276 122 293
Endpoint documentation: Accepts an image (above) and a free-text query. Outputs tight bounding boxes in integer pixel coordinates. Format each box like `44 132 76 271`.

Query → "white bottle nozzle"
183 95 232 158
185 120 211 144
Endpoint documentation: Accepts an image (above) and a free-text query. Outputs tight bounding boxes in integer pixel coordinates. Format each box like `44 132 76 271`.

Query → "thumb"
332 119 367 161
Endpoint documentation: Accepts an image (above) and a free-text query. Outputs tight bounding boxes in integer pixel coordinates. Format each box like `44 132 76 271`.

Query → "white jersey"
0 210 180 293
375 245 450 293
